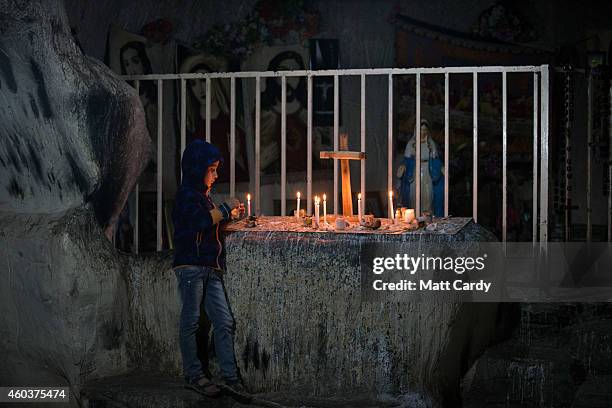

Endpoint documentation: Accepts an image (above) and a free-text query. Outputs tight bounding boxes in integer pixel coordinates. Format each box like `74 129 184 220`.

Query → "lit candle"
314 195 320 227
395 209 401 224
323 193 327 224
296 191 301 220
247 193 251 217
358 193 362 223
388 191 394 220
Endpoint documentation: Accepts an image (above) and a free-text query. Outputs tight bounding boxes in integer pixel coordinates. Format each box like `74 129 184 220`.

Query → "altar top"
224 216 473 236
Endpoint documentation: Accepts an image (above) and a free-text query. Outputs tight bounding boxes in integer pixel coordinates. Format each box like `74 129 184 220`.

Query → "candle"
323 193 327 224
247 193 251 217
405 208 415 223
388 191 394 220
358 193 362 223
314 195 320 227
296 191 301 220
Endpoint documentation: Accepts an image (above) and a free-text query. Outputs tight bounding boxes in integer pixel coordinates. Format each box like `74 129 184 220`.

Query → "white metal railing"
121 65 550 251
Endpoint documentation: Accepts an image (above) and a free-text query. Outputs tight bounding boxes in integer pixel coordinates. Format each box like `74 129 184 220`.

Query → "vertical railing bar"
473 72 478 223
587 71 592 242
444 72 449 217
540 65 549 243
307 74 313 215
205 77 211 143
255 76 261 215
281 76 287 216
388 74 393 217
334 74 339 215
134 79 140 254
609 80 612 242
533 73 539 243
156 79 163 251
230 77 236 198
360 74 366 214
180 79 186 182
502 72 507 243
415 73 421 216
565 72 571 242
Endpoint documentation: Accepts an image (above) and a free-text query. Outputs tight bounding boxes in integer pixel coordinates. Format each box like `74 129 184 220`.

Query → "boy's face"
204 160 219 188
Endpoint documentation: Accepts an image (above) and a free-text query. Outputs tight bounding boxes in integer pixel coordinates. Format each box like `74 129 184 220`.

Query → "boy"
172 139 244 396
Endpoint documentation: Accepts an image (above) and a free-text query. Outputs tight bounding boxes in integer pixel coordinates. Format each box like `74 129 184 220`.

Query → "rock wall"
0 210 129 397
0 0 151 405
0 0 151 237
0 207 179 407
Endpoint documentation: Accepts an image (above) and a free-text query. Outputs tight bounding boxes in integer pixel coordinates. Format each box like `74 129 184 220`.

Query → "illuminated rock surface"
0 0 151 235
0 0 150 402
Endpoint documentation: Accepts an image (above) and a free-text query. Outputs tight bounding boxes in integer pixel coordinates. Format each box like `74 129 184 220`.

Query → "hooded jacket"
172 139 226 269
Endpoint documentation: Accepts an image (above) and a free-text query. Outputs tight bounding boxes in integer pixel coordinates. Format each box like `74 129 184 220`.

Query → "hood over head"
181 139 223 191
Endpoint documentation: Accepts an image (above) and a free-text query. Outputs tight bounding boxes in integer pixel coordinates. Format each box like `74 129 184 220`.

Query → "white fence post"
540 65 549 243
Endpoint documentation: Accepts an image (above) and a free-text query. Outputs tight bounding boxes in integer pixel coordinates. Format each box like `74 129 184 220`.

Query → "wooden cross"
319 133 366 216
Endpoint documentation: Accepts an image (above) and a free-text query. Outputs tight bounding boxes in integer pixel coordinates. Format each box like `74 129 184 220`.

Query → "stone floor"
81 374 418 408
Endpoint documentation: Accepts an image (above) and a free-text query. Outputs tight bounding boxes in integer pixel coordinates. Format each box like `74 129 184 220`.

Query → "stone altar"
220 216 502 406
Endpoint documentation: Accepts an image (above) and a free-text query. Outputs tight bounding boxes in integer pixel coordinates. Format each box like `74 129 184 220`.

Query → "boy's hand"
219 197 242 221
230 203 245 220
227 197 241 209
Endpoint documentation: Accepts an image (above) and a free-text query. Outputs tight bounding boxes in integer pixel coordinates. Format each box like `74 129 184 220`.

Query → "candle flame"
297 191 301 198
247 193 251 200
323 193 326 201
389 190 393 197
358 193 362 200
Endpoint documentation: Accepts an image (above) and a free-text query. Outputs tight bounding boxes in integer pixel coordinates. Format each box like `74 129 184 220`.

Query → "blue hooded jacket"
172 139 225 269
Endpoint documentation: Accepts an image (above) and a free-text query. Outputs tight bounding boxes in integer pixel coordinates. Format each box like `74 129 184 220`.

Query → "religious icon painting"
107 24 178 192
309 39 339 129
177 46 249 183
108 24 178 252
242 45 324 175
108 25 158 148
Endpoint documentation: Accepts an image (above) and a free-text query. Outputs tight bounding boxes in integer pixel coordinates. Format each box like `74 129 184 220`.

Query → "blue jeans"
174 265 238 383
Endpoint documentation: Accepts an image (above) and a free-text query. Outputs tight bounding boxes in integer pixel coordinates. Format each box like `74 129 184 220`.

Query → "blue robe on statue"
397 135 444 217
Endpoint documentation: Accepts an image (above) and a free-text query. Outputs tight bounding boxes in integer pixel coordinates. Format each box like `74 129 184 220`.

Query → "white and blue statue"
396 119 444 216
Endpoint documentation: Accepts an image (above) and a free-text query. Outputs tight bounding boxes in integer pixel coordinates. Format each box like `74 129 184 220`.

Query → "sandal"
185 376 221 398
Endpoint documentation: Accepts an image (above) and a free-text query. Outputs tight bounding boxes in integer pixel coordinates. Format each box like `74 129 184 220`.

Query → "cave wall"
62 0 514 216
61 0 612 224
0 0 151 402
0 210 128 395
0 0 151 235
